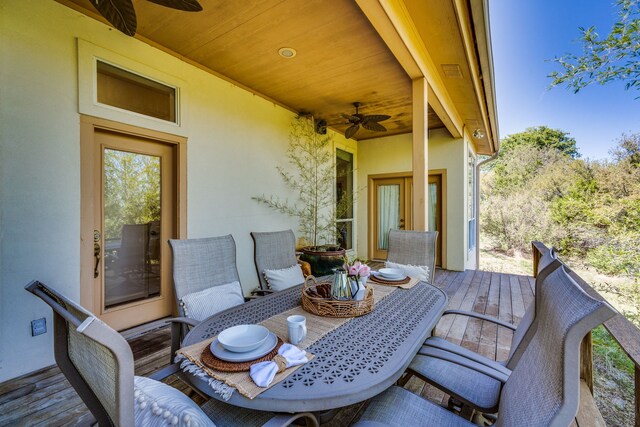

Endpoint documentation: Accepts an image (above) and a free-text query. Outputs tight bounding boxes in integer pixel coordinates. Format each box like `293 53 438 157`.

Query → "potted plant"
253 114 347 275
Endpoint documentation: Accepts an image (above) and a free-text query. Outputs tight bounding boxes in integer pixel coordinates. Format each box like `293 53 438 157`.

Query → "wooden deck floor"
0 269 533 426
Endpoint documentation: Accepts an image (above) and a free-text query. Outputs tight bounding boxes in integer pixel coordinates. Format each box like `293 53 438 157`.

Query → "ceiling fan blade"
345 124 360 139
91 0 137 36
362 121 388 132
146 0 203 11
362 114 391 123
341 113 360 123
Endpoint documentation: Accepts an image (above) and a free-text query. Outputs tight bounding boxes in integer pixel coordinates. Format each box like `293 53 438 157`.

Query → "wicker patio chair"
354 264 616 427
167 235 246 363
25 281 318 427
386 229 438 284
251 230 306 293
401 247 562 413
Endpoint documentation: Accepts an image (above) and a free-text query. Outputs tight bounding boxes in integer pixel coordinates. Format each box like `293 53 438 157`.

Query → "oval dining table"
180 280 447 413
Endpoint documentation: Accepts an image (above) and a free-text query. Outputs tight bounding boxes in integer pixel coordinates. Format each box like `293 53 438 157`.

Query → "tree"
253 114 339 248
499 126 580 158
549 0 640 94
488 126 579 196
610 132 640 167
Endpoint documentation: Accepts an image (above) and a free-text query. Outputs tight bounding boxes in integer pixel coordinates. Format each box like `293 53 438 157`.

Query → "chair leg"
460 405 475 421
396 372 413 387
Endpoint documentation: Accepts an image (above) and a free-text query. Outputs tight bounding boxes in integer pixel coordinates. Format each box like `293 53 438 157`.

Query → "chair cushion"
263 264 305 291
385 260 430 282
133 376 214 427
179 281 244 322
354 386 475 427
409 353 502 412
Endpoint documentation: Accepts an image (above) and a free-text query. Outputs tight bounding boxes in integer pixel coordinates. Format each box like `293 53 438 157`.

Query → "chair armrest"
422 337 511 375
262 412 319 427
251 288 276 296
442 309 517 331
165 316 200 328
423 336 510 373
416 347 511 383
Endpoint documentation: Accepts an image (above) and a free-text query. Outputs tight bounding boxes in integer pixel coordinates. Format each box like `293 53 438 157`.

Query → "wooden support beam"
412 77 428 231
580 332 594 393
356 0 463 138
636 365 640 427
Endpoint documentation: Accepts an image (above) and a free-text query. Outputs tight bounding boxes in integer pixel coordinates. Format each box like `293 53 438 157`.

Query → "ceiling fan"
89 0 203 37
341 102 391 139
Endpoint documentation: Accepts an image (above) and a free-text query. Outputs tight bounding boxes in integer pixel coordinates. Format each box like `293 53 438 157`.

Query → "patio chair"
168 235 246 363
251 230 305 293
386 229 438 284
25 281 318 427
402 247 562 413
354 264 616 427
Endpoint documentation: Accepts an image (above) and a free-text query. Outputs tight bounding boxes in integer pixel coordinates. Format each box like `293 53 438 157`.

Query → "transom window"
96 61 177 123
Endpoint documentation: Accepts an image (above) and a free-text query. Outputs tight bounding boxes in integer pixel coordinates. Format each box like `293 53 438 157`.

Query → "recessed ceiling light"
278 47 297 58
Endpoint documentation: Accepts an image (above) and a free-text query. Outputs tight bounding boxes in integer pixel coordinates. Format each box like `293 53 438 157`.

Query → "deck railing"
532 241 640 427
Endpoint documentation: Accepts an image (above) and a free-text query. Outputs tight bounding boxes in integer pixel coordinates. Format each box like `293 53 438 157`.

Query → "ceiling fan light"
472 129 485 139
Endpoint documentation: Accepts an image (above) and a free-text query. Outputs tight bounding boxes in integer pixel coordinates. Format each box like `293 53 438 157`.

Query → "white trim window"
336 149 354 250
468 150 477 252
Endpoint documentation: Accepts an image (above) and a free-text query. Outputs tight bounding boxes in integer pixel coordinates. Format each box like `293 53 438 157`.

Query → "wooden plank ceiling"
61 0 466 140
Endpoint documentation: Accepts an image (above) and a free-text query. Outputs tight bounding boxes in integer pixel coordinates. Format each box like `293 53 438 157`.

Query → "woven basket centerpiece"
301 276 374 318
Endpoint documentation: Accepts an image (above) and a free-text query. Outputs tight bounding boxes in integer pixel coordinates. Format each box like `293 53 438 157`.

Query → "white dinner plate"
218 324 270 353
378 268 404 279
372 271 407 282
210 332 278 362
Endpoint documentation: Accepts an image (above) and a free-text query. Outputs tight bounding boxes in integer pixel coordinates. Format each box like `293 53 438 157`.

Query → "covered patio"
2 257 635 425
3 0 638 425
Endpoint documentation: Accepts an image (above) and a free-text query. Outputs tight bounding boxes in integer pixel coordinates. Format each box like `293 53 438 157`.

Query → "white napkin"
249 343 308 387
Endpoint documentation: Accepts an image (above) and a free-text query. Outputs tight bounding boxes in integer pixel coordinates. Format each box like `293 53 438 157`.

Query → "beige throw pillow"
179 281 244 322
264 264 305 291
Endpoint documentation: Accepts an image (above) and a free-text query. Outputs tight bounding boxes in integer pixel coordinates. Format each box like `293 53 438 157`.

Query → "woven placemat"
370 274 411 285
201 337 284 372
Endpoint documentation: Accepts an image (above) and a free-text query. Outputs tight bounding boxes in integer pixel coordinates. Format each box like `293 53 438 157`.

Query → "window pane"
336 149 353 220
337 221 353 251
377 184 400 250
97 61 176 122
104 149 161 308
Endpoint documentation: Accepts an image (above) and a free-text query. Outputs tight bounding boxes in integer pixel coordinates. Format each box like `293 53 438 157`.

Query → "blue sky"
489 0 640 160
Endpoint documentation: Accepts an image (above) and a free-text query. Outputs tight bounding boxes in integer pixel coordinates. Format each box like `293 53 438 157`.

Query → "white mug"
287 315 307 345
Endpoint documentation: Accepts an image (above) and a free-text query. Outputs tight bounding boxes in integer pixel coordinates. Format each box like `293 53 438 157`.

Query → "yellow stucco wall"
0 0 356 381
356 129 470 271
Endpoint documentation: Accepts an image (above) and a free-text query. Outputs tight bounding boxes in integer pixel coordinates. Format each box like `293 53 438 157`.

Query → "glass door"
372 178 406 259
103 149 162 308
370 174 442 265
87 128 176 330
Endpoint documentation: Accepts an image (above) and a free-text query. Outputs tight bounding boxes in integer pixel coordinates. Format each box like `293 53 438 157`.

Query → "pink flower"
360 265 371 277
349 265 359 276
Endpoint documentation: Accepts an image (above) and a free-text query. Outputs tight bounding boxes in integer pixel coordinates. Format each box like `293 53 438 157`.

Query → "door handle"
399 218 405 229
93 229 101 278
94 243 101 278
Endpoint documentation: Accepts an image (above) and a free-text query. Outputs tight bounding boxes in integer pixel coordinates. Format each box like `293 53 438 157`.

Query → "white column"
412 77 429 231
